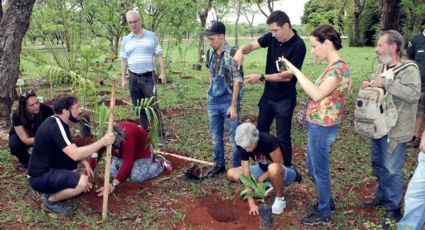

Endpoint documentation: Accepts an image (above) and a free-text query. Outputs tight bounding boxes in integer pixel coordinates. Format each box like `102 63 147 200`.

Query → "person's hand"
82 160 94 179
420 132 425 152
102 133 115 147
227 105 237 120
233 50 244 70
96 184 115 196
249 203 259 215
244 74 260 84
158 73 167 84
370 77 385 88
122 78 128 90
84 181 93 193
360 81 370 89
278 57 295 75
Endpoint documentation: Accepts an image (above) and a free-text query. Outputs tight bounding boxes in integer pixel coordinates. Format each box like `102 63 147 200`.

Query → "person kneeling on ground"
27 94 115 216
89 122 172 196
227 122 302 215
9 89 53 170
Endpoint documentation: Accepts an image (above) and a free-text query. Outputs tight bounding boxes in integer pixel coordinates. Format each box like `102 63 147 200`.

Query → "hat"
204 21 226 35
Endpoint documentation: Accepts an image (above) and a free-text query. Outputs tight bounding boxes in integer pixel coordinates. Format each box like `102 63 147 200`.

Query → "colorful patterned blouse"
306 61 351 126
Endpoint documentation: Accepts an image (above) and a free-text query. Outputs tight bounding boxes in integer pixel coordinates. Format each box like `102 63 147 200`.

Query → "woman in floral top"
281 24 351 226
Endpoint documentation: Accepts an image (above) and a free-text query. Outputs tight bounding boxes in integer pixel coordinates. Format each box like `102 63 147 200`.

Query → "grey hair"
126 10 140 20
380 30 404 58
235 122 259 149
103 124 125 149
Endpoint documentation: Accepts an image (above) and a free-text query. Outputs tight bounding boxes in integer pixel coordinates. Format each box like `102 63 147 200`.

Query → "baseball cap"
204 21 226 35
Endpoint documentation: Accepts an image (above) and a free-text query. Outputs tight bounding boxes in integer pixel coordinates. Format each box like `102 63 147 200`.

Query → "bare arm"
227 81 241 120
13 126 35 146
234 40 261 69
121 60 128 88
156 54 166 83
62 133 115 161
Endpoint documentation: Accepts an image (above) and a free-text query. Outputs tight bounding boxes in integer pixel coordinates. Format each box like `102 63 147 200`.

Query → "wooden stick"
102 80 116 220
156 150 214 166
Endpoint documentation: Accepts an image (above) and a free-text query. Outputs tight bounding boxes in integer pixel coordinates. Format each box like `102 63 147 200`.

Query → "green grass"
1 38 419 229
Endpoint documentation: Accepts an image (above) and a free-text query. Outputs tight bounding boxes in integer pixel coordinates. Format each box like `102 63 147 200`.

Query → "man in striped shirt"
28 94 115 215
121 10 165 139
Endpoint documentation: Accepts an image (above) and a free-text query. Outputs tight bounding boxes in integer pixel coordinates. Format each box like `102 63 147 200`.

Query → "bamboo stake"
156 150 214 166
102 81 116 220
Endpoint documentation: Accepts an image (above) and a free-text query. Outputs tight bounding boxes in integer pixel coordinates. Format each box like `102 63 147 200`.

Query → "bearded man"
27 94 115 215
360 30 421 227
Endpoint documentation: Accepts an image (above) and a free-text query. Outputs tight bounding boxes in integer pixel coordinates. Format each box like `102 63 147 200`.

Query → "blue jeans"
397 152 425 230
257 96 296 167
306 122 338 217
371 135 406 211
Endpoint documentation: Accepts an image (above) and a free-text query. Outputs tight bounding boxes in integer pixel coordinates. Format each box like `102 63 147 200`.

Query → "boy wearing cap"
204 21 243 178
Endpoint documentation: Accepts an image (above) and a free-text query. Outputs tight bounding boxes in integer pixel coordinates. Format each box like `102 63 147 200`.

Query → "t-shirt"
28 116 78 177
88 122 151 182
407 32 425 92
240 132 281 171
9 103 53 136
306 61 351 126
257 30 306 100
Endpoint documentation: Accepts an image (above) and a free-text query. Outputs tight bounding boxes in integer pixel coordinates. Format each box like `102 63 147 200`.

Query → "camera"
276 60 287 72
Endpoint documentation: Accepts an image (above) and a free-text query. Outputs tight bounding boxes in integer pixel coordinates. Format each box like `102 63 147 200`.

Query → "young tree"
241 3 256 38
0 0 36 131
352 0 367 46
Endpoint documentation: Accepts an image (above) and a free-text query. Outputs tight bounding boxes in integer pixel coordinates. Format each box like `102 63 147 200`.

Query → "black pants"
128 71 164 140
9 134 31 168
257 96 296 167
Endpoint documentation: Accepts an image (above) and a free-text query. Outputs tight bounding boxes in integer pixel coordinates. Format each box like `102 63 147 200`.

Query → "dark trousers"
257 96 296 167
128 71 164 139
9 134 31 168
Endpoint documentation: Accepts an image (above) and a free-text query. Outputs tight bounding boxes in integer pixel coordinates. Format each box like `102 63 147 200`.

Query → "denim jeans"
371 135 406 211
128 71 164 139
397 152 425 230
257 96 296 167
249 164 297 186
306 122 338 217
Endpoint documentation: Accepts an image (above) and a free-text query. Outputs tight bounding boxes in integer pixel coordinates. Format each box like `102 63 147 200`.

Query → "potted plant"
240 174 273 230
134 96 160 150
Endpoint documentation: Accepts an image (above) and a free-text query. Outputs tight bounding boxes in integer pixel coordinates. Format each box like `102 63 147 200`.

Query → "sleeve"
41 103 54 118
115 136 136 182
240 149 250 161
257 33 271 48
407 38 416 60
11 112 22 127
154 34 163 56
289 39 307 70
120 37 128 60
51 120 72 150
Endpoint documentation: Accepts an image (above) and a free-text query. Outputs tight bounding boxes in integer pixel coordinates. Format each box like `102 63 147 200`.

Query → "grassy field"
0 38 419 229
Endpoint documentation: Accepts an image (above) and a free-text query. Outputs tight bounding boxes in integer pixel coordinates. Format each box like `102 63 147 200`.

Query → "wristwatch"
111 181 119 188
260 74 265 82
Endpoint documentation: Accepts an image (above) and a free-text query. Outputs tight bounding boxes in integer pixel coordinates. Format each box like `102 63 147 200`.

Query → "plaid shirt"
207 44 243 88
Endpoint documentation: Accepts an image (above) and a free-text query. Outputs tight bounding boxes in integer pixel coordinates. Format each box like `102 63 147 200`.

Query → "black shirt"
240 132 282 171
9 103 53 136
408 33 425 92
28 116 78 177
257 30 306 100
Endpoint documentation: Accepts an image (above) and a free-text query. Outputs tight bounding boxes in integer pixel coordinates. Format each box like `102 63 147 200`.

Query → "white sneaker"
272 196 286 214
265 185 274 197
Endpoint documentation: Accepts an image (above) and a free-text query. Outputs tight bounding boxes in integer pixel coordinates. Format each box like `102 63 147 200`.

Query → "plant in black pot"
240 173 273 230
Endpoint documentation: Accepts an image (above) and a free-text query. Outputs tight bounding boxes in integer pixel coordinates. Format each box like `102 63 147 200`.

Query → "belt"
129 71 154 77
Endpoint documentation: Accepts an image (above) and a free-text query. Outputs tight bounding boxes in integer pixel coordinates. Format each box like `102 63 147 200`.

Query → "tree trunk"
0 0 36 134
234 0 241 48
197 0 213 64
412 14 423 35
112 34 120 59
380 0 400 31
0 0 3 21
353 13 361 46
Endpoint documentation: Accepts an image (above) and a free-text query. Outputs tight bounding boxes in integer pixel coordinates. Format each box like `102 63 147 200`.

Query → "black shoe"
379 209 401 229
363 197 385 208
306 201 336 214
300 211 331 226
42 200 75 216
407 136 421 148
207 165 225 178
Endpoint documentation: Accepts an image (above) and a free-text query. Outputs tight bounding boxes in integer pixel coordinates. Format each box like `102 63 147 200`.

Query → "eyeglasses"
20 90 36 99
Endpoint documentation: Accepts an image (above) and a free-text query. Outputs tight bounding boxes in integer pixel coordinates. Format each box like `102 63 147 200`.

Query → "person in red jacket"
89 122 170 196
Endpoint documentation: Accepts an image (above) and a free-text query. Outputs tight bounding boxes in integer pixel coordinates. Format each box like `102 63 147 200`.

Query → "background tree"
241 2 256 38
380 0 401 30
255 0 276 18
351 0 367 46
0 0 36 131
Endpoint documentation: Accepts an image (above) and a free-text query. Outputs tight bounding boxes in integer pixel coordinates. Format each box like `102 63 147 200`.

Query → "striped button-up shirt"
121 30 162 74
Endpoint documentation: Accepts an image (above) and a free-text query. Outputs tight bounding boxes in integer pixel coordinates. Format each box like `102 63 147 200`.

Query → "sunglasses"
20 90 36 99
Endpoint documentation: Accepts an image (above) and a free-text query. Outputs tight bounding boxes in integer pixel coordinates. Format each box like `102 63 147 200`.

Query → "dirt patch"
97 91 111 96
106 99 131 106
182 76 193 79
162 108 186 117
